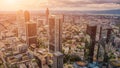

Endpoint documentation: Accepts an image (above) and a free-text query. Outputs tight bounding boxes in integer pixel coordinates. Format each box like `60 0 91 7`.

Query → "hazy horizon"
0 9 120 16
0 0 120 11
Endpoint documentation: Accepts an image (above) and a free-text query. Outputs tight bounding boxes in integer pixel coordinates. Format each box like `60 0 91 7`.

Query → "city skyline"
0 2 120 68
0 0 120 11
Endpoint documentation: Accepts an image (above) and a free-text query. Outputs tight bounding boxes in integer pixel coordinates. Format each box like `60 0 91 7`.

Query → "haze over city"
0 0 120 68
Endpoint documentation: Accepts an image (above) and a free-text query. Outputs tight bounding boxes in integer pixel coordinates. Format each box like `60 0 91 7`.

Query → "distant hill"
84 9 120 15
51 9 120 15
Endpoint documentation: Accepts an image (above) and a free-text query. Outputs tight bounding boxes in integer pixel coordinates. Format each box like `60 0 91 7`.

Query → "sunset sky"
0 0 120 11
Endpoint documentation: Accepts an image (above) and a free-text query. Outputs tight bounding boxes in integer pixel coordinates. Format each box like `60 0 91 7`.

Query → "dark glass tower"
86 24 97 63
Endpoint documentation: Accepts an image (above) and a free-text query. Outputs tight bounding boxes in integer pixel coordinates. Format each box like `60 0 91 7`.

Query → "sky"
0 0 120 11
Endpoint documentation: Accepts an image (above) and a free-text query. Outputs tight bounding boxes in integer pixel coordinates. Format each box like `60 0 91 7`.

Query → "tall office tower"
46 8 49 25
46 8 49 17
49 17 55 52
49 17 62 52
16 10 26 38
86 24 97 63
49 16 63 68
24 11 37 46
24 10 30 22
26 22 37 46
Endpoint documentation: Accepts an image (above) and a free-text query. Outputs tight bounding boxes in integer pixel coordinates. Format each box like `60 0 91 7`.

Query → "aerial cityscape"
0 0 120 68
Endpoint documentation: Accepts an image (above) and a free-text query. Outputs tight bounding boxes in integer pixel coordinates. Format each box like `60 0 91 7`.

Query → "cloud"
0 0 120 11
46 0 120 11
92 0 120 4
51 0 120 6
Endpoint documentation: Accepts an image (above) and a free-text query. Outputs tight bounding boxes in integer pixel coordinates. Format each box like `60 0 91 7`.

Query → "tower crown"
24 10 30 22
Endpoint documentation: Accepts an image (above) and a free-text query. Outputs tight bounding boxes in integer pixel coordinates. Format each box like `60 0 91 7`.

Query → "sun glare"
2 0 20 10
5 0 17 4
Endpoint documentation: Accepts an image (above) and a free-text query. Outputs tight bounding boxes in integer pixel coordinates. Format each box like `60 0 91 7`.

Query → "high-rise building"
46 8 49 25
24 10 30 22
16 10 26 38
26 21 37 46
49 16 63 68
46 8 49 19
86 23 97 63
49 17 55 52
49 17 62 52
24 11 37 46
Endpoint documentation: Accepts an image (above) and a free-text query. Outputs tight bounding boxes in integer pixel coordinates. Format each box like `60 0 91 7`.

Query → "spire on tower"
46 8 49 17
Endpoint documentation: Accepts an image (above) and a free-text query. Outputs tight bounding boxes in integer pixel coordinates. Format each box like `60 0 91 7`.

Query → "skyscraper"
46 8 49 25
49 17 55 52
26 22 37 46
49 16 63 52
46 8 49 18
24 10 30 22
24 11 37 46
16 10 26 39
86 23 97 63
49 16 63 68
